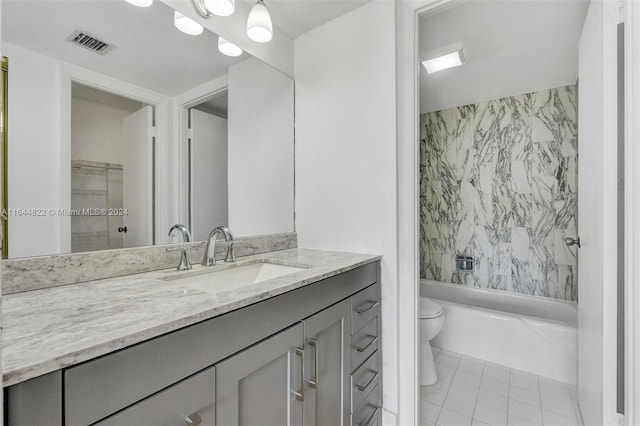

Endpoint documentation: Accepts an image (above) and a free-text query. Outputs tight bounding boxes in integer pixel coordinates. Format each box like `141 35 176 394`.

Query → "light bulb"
174 11 204 36
247 0 272 43
218 37 243 57
204 0 235 17
125 0 153 7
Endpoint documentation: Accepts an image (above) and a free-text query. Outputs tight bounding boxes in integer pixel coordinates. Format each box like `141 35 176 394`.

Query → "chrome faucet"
166 247 192 271
202 226 236 266
168 224 192 242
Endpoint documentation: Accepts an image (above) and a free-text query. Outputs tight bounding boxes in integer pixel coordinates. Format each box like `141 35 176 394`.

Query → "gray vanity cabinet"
302 300 351 426
5 262 381 426
215 323 304 426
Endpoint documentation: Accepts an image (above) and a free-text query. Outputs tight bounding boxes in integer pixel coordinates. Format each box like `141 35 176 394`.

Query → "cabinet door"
216 323 304 426
303 300 351 426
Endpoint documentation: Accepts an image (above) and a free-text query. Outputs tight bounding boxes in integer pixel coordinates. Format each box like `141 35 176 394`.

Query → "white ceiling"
251 0 373 38
419 0 590 113
2 0 247 96
2 0 370 97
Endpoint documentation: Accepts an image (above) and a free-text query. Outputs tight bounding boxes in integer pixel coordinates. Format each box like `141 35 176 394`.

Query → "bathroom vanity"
4 248 382 426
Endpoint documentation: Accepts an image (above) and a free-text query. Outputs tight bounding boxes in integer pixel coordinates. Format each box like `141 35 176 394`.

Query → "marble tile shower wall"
419 85 578 302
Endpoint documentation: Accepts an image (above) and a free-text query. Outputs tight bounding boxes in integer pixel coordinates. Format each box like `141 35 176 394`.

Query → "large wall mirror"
1 0 294 259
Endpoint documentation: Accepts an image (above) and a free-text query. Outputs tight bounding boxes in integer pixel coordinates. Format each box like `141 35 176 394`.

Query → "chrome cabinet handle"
359 407 381 426
293 347 305 401
185 413 203 426
356 335 379 353
356 370 380 392
307 338 319 388
356 300 379 314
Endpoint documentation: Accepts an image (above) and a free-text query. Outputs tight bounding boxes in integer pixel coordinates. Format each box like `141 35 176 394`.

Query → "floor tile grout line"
469 360 485 424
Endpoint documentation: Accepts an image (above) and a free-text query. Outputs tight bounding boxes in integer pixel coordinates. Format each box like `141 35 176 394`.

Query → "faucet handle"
225 242 236 263
166 247 192 271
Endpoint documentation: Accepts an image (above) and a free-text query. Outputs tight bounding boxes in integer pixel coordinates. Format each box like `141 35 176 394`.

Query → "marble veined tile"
490 243 512 276
419 85 577 301
555 195 577 230
511 228 531 261
553 229 577 266
532 86 577 150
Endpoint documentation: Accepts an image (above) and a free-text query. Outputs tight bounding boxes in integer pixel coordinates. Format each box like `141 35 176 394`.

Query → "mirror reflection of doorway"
188 89 228 241
70 83 153 252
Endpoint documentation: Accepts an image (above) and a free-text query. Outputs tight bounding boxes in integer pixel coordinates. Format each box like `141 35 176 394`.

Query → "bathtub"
421 279 578 385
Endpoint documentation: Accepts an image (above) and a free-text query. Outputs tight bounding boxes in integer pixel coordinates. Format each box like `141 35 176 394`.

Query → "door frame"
396 1 453 424
397 0 640 424
171 75 228 230
624 1 640 424
59 64 170 250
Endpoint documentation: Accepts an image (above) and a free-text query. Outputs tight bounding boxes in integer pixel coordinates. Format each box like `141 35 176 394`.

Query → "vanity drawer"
351 350 380 410
351 283 380 334
96 366 215 426
351 316 379 371
352 382 382 426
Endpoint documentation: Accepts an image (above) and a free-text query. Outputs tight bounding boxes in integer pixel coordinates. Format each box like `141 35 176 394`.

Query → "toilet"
420 297 445 386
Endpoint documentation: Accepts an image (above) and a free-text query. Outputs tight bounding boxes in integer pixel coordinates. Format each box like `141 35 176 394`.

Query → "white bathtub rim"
431 297 577 330
421 279 578 326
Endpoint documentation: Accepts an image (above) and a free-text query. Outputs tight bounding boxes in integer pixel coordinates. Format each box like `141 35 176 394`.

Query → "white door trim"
395 1 457 424
59 63 171 249
170 75 228 229
624 1 640 424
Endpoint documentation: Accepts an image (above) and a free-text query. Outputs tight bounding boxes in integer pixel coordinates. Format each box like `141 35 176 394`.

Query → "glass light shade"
247 0 272 43
422 48 466 74
125 0 153 7
204 0 235 17
174 11 204 36
218 37 243 57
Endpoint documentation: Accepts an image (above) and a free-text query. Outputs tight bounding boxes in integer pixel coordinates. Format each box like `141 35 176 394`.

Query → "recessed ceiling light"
422 44 466 74
218 36 243 57
174 11 204 36
125 0 153 7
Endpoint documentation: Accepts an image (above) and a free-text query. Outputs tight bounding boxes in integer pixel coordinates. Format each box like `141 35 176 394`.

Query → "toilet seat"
420 298 443 319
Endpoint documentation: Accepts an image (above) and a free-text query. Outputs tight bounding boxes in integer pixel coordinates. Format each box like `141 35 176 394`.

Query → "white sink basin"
163 262 306 294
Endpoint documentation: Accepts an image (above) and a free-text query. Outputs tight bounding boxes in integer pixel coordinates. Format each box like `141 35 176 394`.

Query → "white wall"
4 42 62 258
577 1 619 425
227 57 294 237
293 1 399 422
71 98 129 165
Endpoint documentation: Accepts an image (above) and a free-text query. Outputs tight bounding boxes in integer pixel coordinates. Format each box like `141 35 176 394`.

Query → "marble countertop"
3 248 380 387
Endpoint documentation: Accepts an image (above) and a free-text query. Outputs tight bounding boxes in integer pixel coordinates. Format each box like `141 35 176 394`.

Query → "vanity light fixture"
125 0 153 7
174 11 204 36
218 36 243 57
422 43 467 74
247 0 273 43
204 0 235 17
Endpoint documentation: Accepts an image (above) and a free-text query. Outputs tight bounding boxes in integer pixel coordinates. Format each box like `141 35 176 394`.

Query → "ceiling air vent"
65 29 115 55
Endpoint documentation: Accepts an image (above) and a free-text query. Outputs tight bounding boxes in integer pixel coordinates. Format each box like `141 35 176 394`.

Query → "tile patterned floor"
421 348 584 426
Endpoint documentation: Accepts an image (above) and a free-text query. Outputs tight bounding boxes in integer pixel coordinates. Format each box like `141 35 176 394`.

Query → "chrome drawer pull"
293 347 305 401
356 300 379 314
359 407 381 426
185 413 203 426
356 370 380 392
356 335 378 353
307 338 319 389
